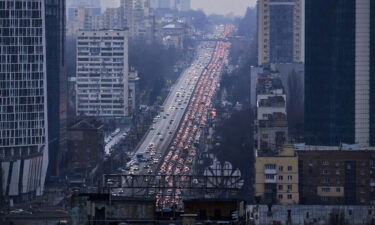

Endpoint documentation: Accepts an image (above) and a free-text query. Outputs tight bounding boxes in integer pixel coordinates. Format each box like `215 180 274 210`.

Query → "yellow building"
255 145 299 204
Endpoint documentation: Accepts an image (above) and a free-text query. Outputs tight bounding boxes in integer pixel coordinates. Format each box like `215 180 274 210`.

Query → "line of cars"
156 25 234 208
123 42 216 180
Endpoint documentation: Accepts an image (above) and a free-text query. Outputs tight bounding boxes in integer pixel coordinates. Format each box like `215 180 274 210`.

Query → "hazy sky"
191 0 256 16
101 0 256 16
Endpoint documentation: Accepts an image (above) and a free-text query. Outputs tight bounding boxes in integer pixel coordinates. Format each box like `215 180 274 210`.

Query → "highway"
108 25 234 206
124 41 216 175
156 25 234 208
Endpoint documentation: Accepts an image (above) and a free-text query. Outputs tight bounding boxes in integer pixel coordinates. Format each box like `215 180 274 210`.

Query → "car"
10 209 32 215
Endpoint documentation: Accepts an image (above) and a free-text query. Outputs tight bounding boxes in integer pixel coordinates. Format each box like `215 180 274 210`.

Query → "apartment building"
255 68 288 156
75 30 129 117
296 145 375 205
255 146 299 205
257 0 304 65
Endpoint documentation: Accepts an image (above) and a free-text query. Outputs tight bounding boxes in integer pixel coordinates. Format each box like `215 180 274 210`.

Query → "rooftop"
294 143 375 151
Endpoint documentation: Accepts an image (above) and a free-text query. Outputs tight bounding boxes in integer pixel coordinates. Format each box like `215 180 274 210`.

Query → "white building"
257 0 304 65
76 30 129 117
0 0 49 204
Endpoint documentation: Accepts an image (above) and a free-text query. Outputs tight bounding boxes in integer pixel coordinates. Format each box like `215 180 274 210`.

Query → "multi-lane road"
110 25 234 206
121 41 218 175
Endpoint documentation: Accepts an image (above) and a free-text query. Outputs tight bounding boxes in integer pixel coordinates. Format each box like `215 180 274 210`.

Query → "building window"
265 164 276 170
279 175 283 180
278 185 283 190
287 194 292 199
288 166 292 171
287 185 292 191
336 188 341 192
322 187 330 192
278 194 283 199
321 178 330 184
322 169 329 175
321 160 329 166
265 174 275 179
287 175 292 181
279 166 283 171
336 170 340 175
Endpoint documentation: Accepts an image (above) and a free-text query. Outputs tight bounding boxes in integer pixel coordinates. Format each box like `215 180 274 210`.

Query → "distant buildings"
257 0 304 65
160 21 190 49
151 0 191 11
75 30 129 117
0 0 49 204
304 0 375 147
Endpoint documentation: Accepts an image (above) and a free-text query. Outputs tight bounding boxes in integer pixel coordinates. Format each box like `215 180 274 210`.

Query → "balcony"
265 177 276 183
265 169 276 174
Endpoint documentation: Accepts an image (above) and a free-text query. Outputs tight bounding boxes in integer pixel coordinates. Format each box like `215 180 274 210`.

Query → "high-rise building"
75 30 129 117
151 0 190 11
257 0 304 65
120 0 154 40
305 0 375 147
0 0 49 203
45 0 66 177
67 0 101 8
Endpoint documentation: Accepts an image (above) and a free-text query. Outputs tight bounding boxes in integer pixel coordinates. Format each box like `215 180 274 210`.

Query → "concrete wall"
248 205 375 225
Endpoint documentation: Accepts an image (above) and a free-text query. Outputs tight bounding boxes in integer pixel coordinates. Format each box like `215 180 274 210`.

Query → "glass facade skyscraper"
45 0 66 177
0 0 49 203
305 0 374 147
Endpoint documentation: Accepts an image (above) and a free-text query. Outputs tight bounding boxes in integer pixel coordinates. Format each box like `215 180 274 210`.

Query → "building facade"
66 117 104 184
305 0 375 147
257 0 304 65
297 147 375 205
45 0 66 177
255 146 299 205
0 0 49 203
121 0 154 40
254 68 288 156
75 30 129 117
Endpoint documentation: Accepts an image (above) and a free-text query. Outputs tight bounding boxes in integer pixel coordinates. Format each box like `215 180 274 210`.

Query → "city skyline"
100 0 256 15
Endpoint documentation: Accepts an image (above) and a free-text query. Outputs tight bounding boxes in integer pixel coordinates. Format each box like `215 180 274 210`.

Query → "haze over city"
1 0 375 224
101 0 256 15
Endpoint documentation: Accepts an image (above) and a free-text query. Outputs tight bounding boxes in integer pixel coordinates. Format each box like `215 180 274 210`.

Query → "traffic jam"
156 24 234 208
